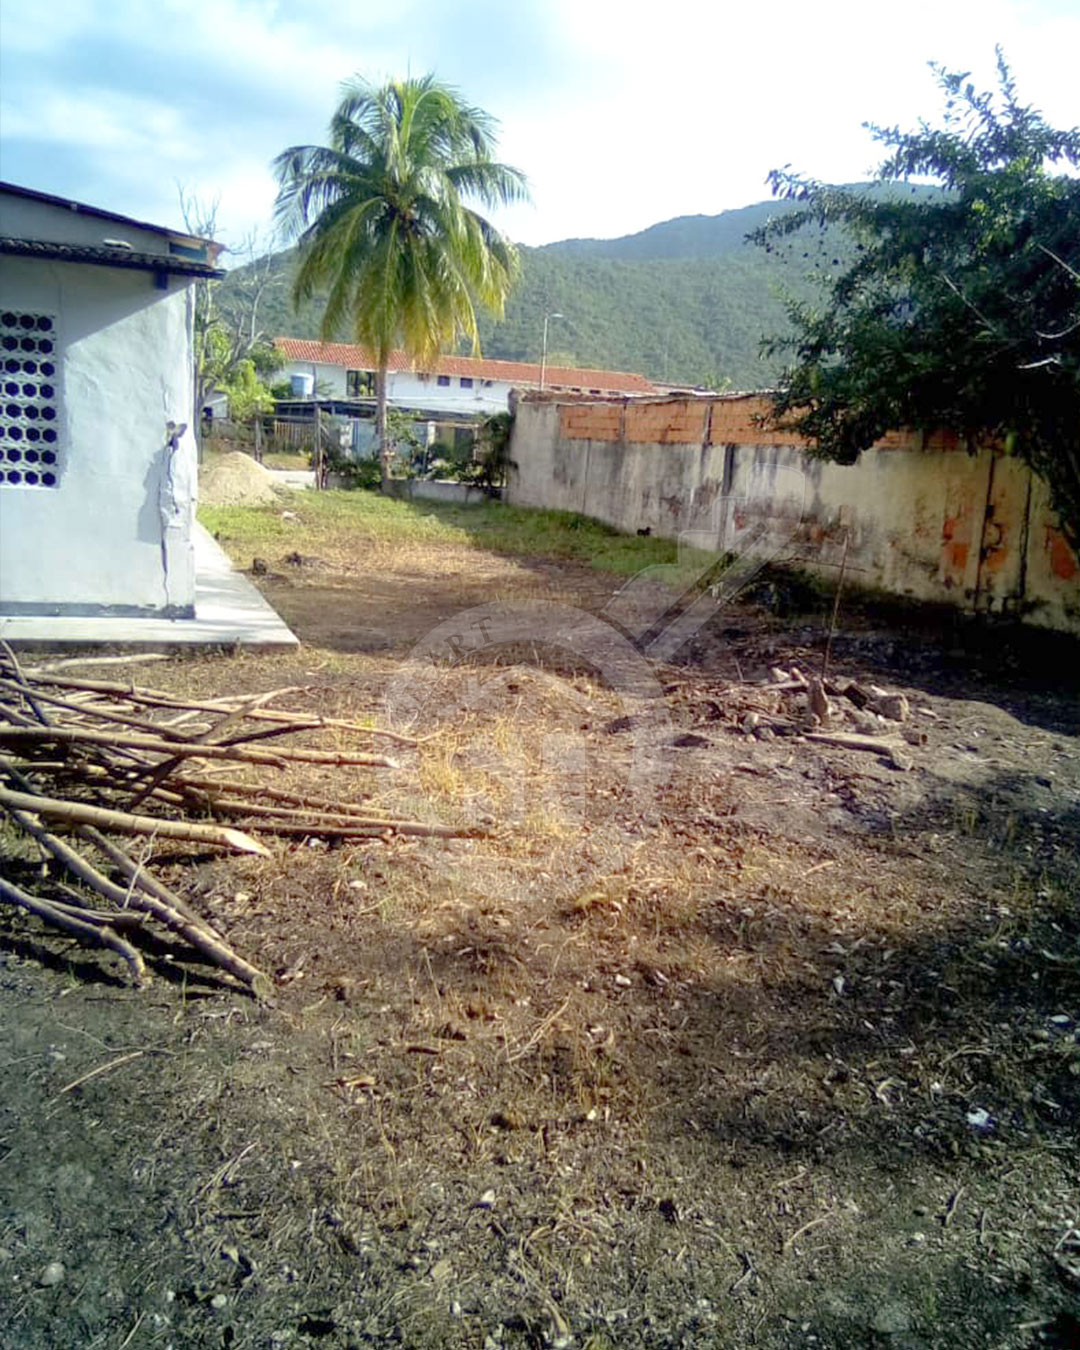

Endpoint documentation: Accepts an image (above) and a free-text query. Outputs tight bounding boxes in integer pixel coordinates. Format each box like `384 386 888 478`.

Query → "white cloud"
0 0 1076 248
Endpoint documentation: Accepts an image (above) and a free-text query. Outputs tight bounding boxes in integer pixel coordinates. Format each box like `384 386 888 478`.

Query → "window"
459 377 473 389
0 311 60 488
346 369 375 398
436 374 451 387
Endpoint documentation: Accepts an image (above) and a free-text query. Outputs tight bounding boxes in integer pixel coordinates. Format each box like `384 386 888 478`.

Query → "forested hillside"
222 195 842 389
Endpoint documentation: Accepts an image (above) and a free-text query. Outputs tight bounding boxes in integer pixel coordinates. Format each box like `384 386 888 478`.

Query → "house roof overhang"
0 237 225 279
0 180 220 256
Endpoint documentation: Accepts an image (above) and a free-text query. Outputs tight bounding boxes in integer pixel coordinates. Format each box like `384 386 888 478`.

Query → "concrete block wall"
508 393 1079 635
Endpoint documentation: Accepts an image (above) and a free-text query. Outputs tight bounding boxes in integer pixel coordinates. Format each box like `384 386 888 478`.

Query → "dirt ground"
2 519 1079 1350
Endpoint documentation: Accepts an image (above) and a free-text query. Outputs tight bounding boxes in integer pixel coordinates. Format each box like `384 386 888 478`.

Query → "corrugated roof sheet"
274 337 657 394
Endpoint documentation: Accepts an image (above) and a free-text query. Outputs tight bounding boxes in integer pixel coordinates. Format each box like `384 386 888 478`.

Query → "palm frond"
271 70 527 379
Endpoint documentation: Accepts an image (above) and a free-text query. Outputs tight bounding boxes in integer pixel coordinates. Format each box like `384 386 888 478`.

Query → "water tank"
290 372 315 398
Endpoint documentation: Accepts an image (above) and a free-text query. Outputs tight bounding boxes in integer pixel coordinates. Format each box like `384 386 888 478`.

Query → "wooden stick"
123 755 191 812
782 1208 838 1252
821 527 851 680
77 826 203 925
28 653 171 673
188 688 292 745
5 802 153 908
0 874 147 986
0 754 71 773
170 790 426 829
108 876 270 998
127 781 465 835
246 708 419 744
167 772 374 814
17 672 299 712
181 686 307 709
0 678 192 741
805 732 903 755
187 796 387 825
121 708 330 811
0 642 51 726
216 720 334 749
228 818 479 839
17 673 306 715
3 769 271 999
13 810 270 996
50 890 147 930
54 1050 146 1096
0 785 270 855
0 725 397 768
73 829 270 997
16 672 416 743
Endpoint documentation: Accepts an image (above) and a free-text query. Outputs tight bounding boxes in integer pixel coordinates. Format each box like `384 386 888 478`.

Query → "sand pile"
199 452 283 507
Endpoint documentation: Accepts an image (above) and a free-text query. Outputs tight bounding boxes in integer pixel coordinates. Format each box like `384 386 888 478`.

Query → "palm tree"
273 74 528 490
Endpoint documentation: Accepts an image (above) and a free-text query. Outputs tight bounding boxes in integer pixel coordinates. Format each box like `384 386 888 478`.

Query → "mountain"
220 195 849 390
537 199 796 263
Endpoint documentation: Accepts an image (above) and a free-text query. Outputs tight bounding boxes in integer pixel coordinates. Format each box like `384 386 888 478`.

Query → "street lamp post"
539 312 564 392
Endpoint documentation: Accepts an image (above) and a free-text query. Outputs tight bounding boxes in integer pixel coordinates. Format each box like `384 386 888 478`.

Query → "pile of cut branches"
0 646 464 996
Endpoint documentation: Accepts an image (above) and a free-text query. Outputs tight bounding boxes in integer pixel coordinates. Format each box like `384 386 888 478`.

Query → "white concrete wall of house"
507 399 1080 635
0 256 197 615
0 192 174 253
387 370 509 414
283 360 510 414
292 360 348 398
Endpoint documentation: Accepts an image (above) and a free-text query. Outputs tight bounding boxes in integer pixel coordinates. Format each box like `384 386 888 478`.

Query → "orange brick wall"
624 400 708 444
556 394 931 452
558 404 623 442
706 396 804 447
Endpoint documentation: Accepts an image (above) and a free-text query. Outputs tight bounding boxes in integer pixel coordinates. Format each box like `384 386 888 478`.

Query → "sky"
1 0 1077 258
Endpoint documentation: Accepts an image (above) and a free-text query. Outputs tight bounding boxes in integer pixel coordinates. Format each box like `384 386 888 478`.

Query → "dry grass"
3 503 1079 1348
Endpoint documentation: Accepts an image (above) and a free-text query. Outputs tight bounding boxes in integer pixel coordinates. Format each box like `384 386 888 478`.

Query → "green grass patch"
261 450 311 471
200 489 715 580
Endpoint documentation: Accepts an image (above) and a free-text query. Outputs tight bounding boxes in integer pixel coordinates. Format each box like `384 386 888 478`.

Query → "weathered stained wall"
508 394 1079 634
0 256 197 616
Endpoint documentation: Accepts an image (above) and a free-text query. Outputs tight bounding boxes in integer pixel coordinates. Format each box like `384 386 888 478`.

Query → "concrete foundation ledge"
0 525 299 650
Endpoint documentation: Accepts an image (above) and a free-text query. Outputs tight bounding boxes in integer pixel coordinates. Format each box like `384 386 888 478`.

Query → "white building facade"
0 183 221 618
274 338 656 418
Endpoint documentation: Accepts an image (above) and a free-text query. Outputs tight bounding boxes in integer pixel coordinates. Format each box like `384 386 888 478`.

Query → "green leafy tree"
272 73 528 491
754 53 1080 550
223 359 276 460
178 190 282 446
468 411 515 494
385 408 423 474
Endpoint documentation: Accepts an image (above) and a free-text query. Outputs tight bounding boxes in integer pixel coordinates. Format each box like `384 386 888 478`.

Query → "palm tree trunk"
376 364 391 493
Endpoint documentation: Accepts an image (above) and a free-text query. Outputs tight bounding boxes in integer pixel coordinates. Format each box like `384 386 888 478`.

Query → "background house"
274 338 657 417
0 182 223 619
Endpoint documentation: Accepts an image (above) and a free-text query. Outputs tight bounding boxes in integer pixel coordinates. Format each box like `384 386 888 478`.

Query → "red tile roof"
274 338 656 394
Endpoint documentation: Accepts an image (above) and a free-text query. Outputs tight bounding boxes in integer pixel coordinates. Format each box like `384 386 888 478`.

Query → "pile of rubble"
720 666 931 772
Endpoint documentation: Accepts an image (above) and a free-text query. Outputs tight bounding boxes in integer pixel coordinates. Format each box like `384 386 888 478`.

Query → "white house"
0 182 223 620
274 338 657 417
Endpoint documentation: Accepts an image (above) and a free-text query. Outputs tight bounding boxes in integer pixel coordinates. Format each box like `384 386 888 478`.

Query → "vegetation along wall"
508 394 1079 635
